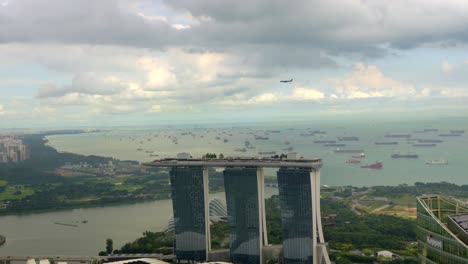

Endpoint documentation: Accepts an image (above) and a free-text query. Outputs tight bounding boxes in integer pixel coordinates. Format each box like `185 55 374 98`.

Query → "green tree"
219 153 224 159
106 238 114 254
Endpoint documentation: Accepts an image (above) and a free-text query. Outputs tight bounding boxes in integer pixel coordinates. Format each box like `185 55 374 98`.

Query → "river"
0 188 278 256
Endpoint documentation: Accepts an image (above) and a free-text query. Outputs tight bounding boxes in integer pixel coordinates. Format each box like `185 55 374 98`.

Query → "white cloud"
149 105 162 112
328 63 416 99
440 87 468 97
441 61 454 73
290 87 325 100
221 86 324 105
139 58 178 91
419 87 431 97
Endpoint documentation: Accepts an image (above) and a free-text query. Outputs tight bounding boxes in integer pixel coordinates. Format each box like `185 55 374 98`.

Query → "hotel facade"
144 154 331 264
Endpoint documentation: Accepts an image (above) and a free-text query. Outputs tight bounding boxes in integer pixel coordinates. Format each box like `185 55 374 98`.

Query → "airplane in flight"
280 78 293 83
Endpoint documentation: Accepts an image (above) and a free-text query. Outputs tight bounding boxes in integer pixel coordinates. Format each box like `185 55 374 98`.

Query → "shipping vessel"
425 159 448 165
391 153 418 158
258 151 276 155
313 140 336 144
418 139 443 143
346 159 361 163
385 134 411 138
413 143 436 147
334 148 364 153
324 143 346 147
338 136 359 141
375 141 398 145
352 153 366 158
361 162 383 169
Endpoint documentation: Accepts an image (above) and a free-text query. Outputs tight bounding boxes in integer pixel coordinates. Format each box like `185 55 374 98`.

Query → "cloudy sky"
1 0 468 127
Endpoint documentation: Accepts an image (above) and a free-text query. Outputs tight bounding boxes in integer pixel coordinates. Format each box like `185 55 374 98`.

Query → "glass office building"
417 195 468 263
224 167 261 264
170 167 207 261
277 167 314 264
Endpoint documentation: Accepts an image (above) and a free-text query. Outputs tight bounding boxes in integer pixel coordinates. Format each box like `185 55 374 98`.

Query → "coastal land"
0 131 226 215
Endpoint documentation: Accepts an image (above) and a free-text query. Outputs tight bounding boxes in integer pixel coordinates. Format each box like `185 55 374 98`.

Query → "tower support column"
257 167 268 247
310 170 331 264
203 167 211 254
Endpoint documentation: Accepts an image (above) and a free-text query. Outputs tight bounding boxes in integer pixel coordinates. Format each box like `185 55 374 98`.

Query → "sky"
1 0 468 128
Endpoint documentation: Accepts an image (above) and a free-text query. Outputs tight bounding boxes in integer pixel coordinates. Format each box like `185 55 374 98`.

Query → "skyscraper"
145 156 329 264
277 167 314 263
170 167 210 261
224 167 263 264
417 195 468 263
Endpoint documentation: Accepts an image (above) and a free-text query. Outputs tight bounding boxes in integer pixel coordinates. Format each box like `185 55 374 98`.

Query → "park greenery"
107 196 419 263
0 133 230 215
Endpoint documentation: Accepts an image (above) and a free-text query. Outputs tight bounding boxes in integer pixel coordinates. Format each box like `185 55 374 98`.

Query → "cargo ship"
338 136 359 141
375 141 398 145
352 153 366 158
418 139 443 143
450 130 465 134
346 159 361 163
334 148 364 153
425 159 448 165
254 135 269 140
385 134 411 138
312 130 327 134
313 140 336 144
234 148 247 152
324 143 346 147
361 162 383 169
413 143 436 147
258 151 276 155
439 134 461 137
391 153 418 158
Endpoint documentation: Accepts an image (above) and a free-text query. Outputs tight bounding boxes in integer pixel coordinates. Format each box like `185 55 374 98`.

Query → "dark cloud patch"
0 0 177 48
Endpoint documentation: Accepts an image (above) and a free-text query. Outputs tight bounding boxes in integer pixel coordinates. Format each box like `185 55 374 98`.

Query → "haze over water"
46 118 468 187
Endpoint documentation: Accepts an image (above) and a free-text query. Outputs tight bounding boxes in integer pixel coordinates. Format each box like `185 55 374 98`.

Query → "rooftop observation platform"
143 158 322 170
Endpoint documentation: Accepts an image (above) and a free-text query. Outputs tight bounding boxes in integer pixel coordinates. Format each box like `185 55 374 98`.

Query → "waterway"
45 118 468 186
0 188 278 256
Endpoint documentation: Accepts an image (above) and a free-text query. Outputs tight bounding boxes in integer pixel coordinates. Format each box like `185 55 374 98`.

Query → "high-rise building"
224 167 264 264
145 156 330 264
169 167 210 261
277 167 314 263
417 195 468 263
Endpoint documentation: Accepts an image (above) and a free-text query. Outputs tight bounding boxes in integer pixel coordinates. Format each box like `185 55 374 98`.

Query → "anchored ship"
375 141 398 145
334 148 364 153
346 159 361 164
361 162 383 169
391 153 418 158
426 159 448 165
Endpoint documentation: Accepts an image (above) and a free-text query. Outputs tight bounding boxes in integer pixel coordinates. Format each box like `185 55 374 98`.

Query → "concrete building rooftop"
143 157 322 169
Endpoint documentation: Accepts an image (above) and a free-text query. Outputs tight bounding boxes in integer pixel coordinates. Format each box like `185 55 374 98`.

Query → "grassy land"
0 185 35 201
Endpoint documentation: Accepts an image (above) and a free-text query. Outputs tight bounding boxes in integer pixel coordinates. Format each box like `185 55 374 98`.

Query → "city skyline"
1 0 468 127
